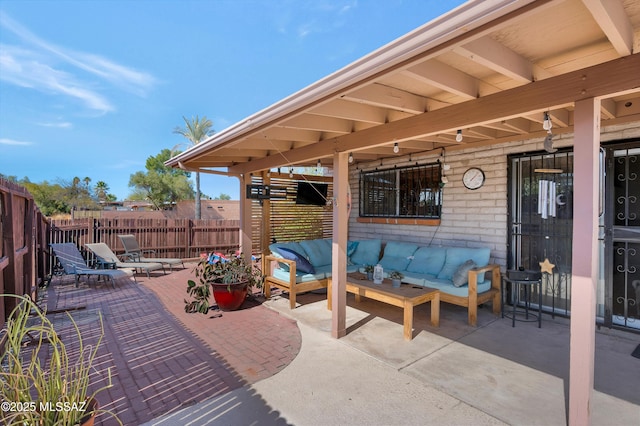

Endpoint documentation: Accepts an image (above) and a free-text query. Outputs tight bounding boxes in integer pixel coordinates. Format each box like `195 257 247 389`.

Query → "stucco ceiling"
167 0 640 175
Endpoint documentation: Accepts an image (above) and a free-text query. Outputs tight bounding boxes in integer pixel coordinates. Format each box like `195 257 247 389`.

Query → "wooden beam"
405 59 478 100
309 99 387 124
280 114 353 134
230 53 640 174
581 0 633 56
342 83 426 114
455 36 534 83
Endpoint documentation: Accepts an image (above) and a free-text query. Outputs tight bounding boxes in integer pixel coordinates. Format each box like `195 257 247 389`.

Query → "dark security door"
605 142 640 330
508 150 574 315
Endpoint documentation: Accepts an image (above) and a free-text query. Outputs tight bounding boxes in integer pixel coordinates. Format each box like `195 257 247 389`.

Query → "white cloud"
0 138 33 146
0 11 157 113
37 121 73 129
0 45 114 113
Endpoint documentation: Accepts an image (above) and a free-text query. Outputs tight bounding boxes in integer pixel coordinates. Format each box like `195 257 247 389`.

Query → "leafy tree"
128 149 194 209
173 115 214 219
214 193 231 200
21 180 69 216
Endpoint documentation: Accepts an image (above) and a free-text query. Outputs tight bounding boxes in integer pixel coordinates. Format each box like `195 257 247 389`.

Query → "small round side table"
502 270 543 328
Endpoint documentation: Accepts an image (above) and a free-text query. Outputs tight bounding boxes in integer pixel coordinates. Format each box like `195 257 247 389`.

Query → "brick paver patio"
45 264 301 425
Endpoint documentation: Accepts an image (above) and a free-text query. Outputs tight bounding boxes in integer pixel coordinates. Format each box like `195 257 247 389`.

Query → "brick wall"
348 122 640 269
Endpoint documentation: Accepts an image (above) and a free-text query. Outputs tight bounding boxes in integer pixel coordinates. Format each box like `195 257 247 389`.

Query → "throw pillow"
347 240 359 257
452 259 477 287
278 247 316 274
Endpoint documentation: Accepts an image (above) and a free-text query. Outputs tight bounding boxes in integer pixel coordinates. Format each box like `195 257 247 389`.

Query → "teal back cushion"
300 239 332 267
437 247 490 282
349 239 382 266
406 247 447 275
379 242 418 272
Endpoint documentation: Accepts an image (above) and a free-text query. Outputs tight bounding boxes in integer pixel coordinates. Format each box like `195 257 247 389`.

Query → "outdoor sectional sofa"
264 238 501 325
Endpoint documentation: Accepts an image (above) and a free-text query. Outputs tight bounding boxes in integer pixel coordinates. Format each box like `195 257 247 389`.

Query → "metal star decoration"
539 258 555 274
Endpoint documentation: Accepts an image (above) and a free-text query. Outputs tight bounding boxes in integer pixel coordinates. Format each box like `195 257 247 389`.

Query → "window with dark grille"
359 163 442 218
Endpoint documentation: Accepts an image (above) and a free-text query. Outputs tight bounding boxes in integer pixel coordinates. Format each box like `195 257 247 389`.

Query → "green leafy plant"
184 255 263 314
0 294 121 425
363 264 374 273
389 271 404 280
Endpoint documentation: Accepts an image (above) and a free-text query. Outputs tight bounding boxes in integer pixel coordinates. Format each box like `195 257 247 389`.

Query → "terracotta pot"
211 281 248 311
79 397 98 426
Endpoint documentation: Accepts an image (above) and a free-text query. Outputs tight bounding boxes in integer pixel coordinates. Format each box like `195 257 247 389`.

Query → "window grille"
359 163 442 218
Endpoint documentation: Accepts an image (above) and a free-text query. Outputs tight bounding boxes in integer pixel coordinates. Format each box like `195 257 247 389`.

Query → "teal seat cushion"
272 267 326 283
422 277 492 297
379 241 418 272
349 239 381 266
300 239 333 267
437 247 490 283
406 247 447 275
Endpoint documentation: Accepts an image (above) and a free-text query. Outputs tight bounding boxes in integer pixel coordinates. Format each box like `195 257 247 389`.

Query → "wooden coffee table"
328 272 440 340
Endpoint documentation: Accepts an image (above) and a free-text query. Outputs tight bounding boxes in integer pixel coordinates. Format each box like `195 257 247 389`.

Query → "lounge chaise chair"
117 234 184 271
85 243 165 278
50 243 134 288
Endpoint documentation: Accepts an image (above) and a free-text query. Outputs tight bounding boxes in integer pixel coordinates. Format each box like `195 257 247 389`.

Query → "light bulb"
289 168 293 178
348 152 354 163
393 143 399 153
455 130 463 142
543 112 552 131
317 159 321 169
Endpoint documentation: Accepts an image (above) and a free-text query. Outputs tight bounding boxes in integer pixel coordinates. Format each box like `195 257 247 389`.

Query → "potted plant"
184 254 263 313
389 271 404 288
364 264 374 281
0 294 120 426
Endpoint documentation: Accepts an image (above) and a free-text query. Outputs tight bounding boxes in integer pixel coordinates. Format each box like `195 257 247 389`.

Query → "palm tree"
94 181 110 202
173 115 214 219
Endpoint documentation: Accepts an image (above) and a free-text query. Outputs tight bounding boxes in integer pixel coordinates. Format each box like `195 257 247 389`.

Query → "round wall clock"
462 167 485 190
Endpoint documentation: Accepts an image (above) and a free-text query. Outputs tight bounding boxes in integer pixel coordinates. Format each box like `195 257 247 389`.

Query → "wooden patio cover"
166 1 640 424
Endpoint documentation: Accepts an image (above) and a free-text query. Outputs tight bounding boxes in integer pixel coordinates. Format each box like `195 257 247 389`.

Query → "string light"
456 130 463 143
289 167 294 178
317 159 322 169
348 152 354 163
393 143 399 153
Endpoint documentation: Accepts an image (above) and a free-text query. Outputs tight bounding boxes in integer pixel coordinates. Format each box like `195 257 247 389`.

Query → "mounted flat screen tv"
295 182 328 206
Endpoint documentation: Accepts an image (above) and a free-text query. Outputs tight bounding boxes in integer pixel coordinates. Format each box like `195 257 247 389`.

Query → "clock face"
463 167 485 190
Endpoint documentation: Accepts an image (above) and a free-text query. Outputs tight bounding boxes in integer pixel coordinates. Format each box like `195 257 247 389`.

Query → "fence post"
186 219 193 258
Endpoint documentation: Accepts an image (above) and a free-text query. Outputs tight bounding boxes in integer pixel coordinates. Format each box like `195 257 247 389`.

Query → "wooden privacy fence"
50 218 241 262
0 178 48 329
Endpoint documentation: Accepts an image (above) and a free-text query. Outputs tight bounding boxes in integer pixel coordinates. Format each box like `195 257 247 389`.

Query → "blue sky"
0 0 464 200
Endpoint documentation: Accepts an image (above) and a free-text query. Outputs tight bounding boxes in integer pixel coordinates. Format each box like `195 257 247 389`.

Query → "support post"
331 152 348 338
569 97 600 426
238 174 253 259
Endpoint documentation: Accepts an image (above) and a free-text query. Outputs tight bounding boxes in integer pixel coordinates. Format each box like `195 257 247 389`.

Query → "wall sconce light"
455 130 463 143
348 152 354 163
543 112 552 132
393 143 400 153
